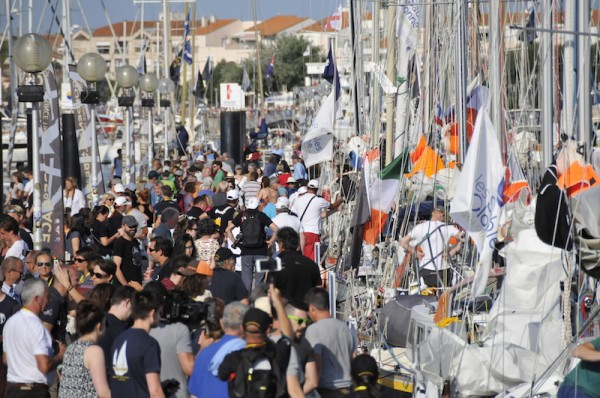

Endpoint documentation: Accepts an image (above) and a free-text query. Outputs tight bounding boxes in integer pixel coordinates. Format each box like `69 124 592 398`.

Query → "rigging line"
45 0 75 63
99 0 124 58
35 0 49 33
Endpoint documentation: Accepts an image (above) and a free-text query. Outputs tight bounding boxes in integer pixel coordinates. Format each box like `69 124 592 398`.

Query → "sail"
450 107 504 296
112 340 128 377
301 90 335 168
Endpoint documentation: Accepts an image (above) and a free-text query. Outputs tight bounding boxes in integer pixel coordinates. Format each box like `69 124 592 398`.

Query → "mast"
252 0 264 113
371 0 381 146
488 0 505 151
455 0 468 162
180 2 189 124
578 0 591 155
563 0 576 140
541 0 553 167
349 0 361 136
190 1 196 142
162 0 170 78
383 4 396 165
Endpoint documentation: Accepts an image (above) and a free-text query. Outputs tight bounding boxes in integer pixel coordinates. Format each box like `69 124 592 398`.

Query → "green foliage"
208 59 242 105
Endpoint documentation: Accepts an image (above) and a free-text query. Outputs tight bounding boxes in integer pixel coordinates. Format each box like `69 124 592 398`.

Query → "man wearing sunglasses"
113 216 143 285
286 304 318 397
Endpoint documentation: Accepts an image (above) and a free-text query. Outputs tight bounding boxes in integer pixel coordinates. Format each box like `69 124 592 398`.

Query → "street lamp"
158 78 175 160
139 74 159 171
77 52 107 205
14 33 52 249
116 65 139 184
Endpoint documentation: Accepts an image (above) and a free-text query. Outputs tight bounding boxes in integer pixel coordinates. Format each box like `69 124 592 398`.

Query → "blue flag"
182 12 193 65
322 46 340 99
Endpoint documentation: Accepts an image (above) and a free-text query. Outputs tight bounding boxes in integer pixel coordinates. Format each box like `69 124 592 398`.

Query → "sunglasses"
287 314 311 326
74 258 86 263
148 247 156 252
185 245 194 250
37 262 52 268
92 272 109 279
105 198 114 202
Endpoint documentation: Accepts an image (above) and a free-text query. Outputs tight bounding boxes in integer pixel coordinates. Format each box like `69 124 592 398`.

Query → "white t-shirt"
63 188 87 216
272 212 303 233
23 180 33 195
6 239 28 262
291 193 330 235
408 220 459 271
4 309 54 384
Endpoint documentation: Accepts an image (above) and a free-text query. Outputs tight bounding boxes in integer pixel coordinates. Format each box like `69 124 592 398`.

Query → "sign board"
220 83 244 109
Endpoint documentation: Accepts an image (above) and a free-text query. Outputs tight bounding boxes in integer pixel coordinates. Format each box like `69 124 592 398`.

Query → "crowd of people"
0 148 381 398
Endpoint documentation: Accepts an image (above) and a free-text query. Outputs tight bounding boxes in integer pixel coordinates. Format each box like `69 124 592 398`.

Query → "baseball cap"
275 197 290 210
148 170 160 180
246 197 260 210
125 183 136 191
115 196 131 207
235 164 242 170
226 189 240 201
174 169 184 176
180 155 188 161
176 266 197 276
243 308 272 333
214 247 235 262
351 354 379 382
113 183 125 193
286 177 297 184
307 179 319 189
196 260 214 276
121 215 138 228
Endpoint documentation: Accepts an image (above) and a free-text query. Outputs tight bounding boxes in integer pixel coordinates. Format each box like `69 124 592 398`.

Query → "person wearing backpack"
226 197 278 292
218 285 296 398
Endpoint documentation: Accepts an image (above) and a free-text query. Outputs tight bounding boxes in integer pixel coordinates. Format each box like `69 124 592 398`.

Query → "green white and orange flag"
364 153 406 245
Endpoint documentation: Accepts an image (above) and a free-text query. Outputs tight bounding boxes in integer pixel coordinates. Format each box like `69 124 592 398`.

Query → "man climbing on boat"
400 207 464 288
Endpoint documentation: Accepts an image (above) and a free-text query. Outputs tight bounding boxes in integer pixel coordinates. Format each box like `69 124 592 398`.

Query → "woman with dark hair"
91 259 117 287
87 283 116 311
173 234 197 258
58 300 110 398
66 213 88 257
157 254 194 290
173 217 198 241
344 354 382 398
90 205 120 257
194 218 220 265
136 188 154 225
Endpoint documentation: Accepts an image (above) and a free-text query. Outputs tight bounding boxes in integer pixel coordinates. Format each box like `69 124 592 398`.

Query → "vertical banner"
138 118 149 181
127 107 135 184
37 66 65 258
68 65 105 204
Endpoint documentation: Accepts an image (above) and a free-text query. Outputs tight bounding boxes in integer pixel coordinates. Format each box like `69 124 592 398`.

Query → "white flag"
325 5 343 31
301 90 336 168
396 0 421 50
450 107 504 297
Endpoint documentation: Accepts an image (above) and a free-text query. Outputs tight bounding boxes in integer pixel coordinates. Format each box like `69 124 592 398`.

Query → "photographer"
147 282 195 398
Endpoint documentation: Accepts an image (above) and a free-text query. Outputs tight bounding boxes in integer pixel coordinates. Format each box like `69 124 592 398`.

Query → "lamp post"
115 65 139 185
77 52 107 205
13 33 52 249
158 78 174 161
139 74 159 171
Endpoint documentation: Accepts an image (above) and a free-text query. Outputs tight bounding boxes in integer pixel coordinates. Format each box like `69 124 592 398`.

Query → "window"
97 45 110 54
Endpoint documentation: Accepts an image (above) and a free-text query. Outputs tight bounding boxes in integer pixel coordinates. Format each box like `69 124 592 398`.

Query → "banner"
68 64 105 205
301 90 335 168
37 65 65 257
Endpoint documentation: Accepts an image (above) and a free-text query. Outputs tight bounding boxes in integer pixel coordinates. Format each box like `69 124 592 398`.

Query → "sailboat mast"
384 4 396 165
541 0 554 167
563 0 576 140
162 0 170 78
489 0 505 152
181 2 189 123
349 0 361 137
578 0 591 155
455 0 468 163
252 0 264 113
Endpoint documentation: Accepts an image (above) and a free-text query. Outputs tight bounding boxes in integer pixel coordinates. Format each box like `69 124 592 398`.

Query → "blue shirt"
292 162 307 181
188 335 244 398
262 202 276 219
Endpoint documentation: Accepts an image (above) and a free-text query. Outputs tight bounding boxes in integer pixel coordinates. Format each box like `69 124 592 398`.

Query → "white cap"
275 197 290 210
115 196 131 207
113 183 125 193
125 183 136 191
286 177 297 184
298 186 308 194
226 189 240 201
246 197 260 210
307 179 319 189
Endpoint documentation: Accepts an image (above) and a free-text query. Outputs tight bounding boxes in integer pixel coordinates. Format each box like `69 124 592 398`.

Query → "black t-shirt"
110 328 162 397
186 207 204 219
274 250 321 311
209 267 249 304
40 284 67 342
231 210 273 256
90 219 112 256
207 204 236 234
155 199 180 217
98 313 129 369
108 213 123 237
113 237 143 283
18 229 33 252
0 294 19 349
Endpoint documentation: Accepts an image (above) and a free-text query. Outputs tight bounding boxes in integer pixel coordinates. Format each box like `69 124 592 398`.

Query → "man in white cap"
203 189 240 235
108 196 130 237
291 179 342 262
225 197 278 292
273 197 304 253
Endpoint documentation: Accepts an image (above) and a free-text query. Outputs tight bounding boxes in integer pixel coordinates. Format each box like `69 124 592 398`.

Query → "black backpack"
241 212 264 248
230 344 286 398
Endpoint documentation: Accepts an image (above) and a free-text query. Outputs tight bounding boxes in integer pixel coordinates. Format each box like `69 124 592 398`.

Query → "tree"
210 59 242 105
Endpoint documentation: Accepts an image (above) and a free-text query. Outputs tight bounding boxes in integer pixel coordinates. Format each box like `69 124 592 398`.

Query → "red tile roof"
195 19 236 35
244 15 309 36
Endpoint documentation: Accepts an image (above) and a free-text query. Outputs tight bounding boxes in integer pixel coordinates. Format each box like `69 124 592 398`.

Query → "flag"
450 107 505 297
396 0 421 50
266 54 275 80
170 48 182 83
193 69 205 99
364 153 405 245
182 12 193 65
257 119 269 141
241 65 251 92
301 90 335 168
137 39 147 74
325 5 343 31
202 57 213 81
322 46 341 100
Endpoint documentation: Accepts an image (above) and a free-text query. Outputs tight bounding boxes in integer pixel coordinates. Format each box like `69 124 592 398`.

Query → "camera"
255 257 282 273
161 290 215 328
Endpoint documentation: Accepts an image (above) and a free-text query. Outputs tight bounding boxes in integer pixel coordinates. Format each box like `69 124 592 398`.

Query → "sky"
1 0 339 35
